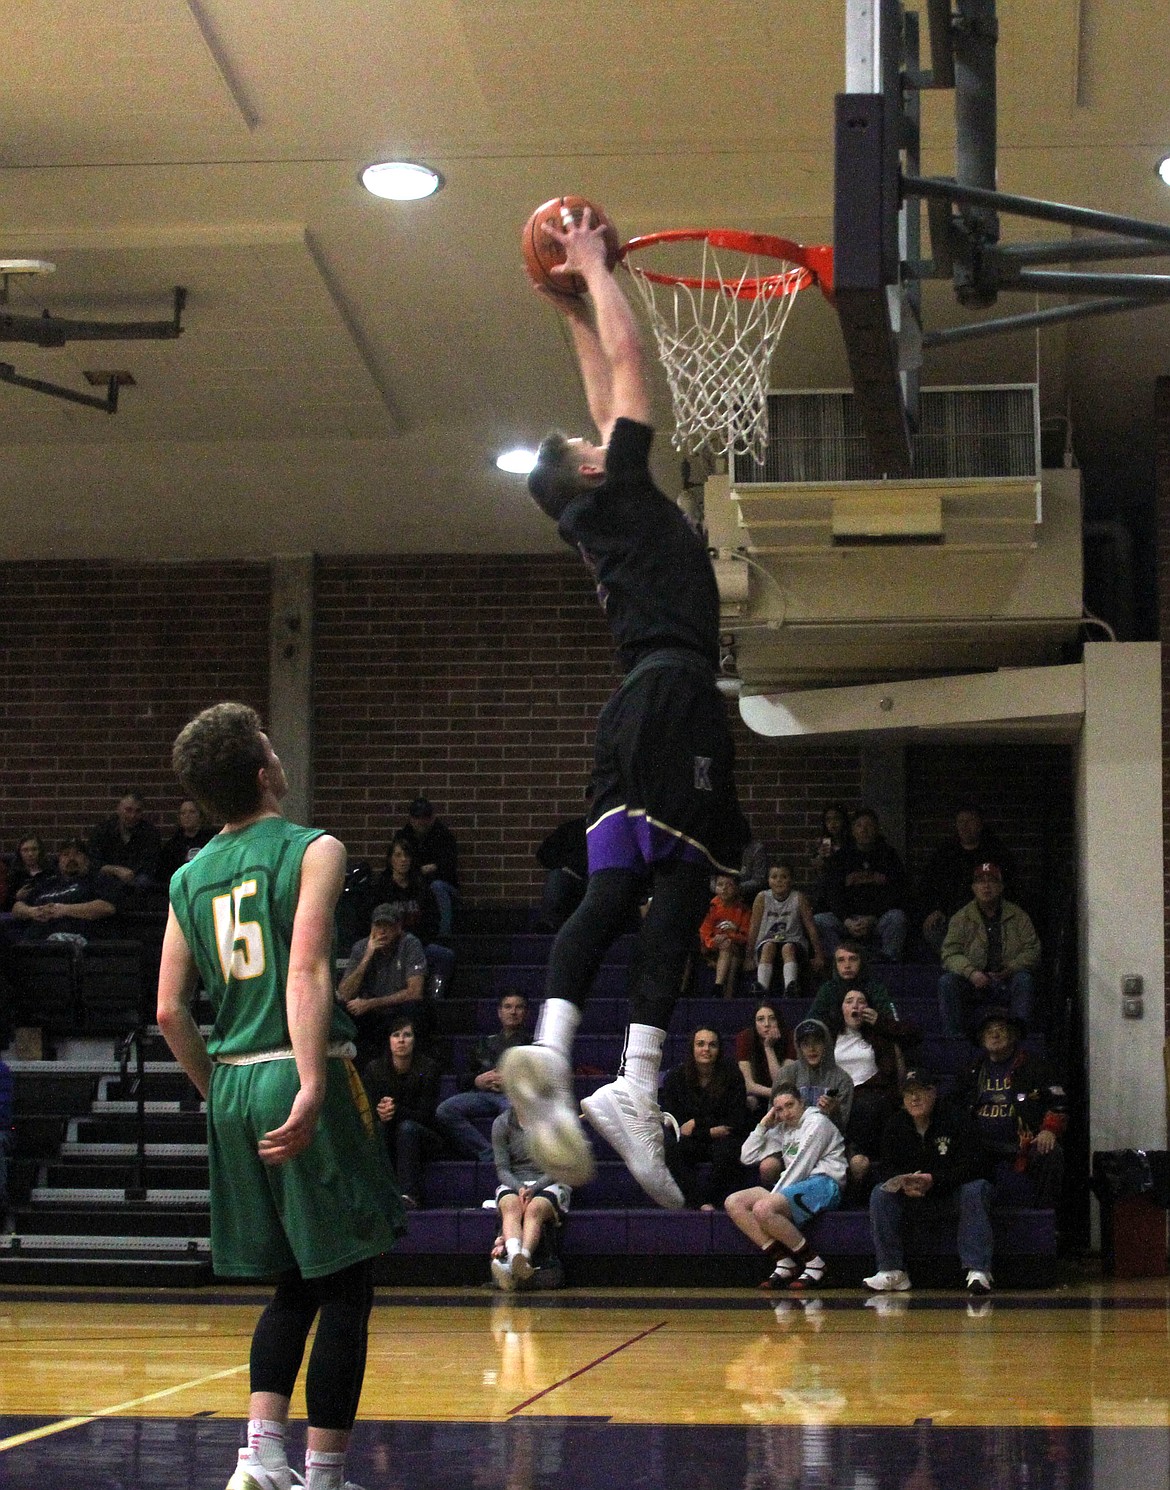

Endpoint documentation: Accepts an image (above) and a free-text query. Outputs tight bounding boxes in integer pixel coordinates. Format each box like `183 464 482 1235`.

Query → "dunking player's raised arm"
543 210 651 440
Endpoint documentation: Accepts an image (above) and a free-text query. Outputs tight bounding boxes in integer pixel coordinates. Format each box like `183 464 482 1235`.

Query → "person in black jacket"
661 1027 750 1209
398 796 460 938
948 1008 1067 1207
863 1069 993 1295
362 1013 443 1208
917 804 1019 953
433 990 531 1159
813 807 908 963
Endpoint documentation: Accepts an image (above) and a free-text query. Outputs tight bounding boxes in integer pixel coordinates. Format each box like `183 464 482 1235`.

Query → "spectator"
736 1000 790 1115
863 1069 992 1296
87 790 162 889
434 991 532 1160
741 1020 853 1192
0 1048 11 1232
807 941 898 1025
728 1082 846 1290
157 799 216 886
698 873 752 996
747 863 825 995
9 839 120 942
336 902 428 1069
809 804 851 911
737 839 769 904
398 796 459 939
490 1106 571 1291
950 1008 1067 1212
361 1013 443 1209
938 863 1040 1038
6 835 49 908
776 1019 854 1137
918 805 1019 953
534 815 588 931
371 834 441 948
661 1027 750 1209
814 807 908 963
825 988 919 1186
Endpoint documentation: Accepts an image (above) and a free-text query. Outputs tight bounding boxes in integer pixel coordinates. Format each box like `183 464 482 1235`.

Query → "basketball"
521 195 621 296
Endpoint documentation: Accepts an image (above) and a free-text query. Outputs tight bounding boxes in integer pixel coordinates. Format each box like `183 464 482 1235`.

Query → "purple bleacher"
560 1211 627 1254
628 1209 713 1254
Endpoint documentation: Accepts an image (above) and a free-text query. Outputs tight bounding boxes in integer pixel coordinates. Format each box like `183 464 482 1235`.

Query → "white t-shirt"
834 1029 878 1087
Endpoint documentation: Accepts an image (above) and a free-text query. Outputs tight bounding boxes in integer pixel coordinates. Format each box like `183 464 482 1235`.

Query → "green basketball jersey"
169 815 355 1058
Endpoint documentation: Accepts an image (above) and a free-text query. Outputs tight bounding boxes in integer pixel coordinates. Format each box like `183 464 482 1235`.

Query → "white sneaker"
226 1453 302 1490
862 1269 911 1293
500 1045 595 1187
580 1076 685 1209
491 1257 516 1291
966 1269 993 1296
510 1251 534 1284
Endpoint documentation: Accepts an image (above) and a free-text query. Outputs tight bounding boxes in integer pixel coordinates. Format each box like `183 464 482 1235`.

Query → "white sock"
505 1236 521 1259
518 1246 530 1260
620 1023 665 1097
534 996 580 1062
783 959 798 990
247 1419 287 1470
757 961 774 991
305 1449 347 1490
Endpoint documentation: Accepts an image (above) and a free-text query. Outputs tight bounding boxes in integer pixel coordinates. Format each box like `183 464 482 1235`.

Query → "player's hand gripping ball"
521 195 621 297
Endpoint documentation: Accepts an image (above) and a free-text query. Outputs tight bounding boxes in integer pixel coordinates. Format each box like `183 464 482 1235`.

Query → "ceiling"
2 0 1169 562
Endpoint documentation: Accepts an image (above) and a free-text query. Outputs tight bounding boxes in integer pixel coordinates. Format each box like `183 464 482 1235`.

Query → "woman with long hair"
373 833 441 946
736 1000 790 1114
660 1027 750 1209
825 988 919 1185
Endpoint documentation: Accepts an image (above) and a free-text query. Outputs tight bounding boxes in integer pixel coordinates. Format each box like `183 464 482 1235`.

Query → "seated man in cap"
938 862 1040 1038
398 796 459 939
864 1068 991 1296
336 901 428 1069
950 1008 1067 1216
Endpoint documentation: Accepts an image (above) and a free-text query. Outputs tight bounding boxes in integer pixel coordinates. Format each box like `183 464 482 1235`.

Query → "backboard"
833 0 923 478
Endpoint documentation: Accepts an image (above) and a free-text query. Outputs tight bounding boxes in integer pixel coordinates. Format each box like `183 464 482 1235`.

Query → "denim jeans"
869 1178 993 1273
389 1118 445 1203
429 879 458 939
815 908 906 964
434 1089 506 1159
938 970 1035 1038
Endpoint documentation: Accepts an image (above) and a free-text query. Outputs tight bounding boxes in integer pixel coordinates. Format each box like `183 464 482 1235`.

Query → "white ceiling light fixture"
1158 157 1170 188
360 161 443 201
495 447 538 475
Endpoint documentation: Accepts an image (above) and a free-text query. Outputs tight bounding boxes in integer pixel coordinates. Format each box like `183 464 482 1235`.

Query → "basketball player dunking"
157 703 403 1490
502 208 749 1207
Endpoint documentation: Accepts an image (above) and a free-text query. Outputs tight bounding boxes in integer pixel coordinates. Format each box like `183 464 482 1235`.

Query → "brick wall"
0 554 1077 916
0 561 270 848
1157 376 1170 1015
905 742 1076 936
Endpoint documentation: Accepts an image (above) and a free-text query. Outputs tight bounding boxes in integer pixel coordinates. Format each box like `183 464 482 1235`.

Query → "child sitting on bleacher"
747 864 825 996
697 873 752 996
490 1106 571 1291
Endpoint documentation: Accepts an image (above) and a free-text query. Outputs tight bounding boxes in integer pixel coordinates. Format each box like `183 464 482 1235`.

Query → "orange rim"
619 229 834 299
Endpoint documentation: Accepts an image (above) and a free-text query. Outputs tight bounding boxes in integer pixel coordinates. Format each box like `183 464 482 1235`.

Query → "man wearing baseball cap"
336 902 428 1068
398 796 460 939
938 863 1040 1039
864 1068 990 1295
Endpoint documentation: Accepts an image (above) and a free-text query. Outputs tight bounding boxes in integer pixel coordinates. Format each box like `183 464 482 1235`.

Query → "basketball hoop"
620 229 833 462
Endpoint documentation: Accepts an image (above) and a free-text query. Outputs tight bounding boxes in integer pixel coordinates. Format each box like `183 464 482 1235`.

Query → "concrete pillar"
1078 641 1166 1152
268 556 316 827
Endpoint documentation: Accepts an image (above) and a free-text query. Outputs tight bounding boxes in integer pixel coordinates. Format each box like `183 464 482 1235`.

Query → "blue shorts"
774 1173 842 1228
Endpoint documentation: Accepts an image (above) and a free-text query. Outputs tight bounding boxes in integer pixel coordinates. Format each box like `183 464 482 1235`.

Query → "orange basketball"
521 195 621 297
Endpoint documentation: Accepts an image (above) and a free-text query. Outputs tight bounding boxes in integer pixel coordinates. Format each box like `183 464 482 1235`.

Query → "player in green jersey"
158 702 403 1490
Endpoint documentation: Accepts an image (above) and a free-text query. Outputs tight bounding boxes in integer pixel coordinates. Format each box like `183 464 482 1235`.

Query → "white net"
625 237 810 463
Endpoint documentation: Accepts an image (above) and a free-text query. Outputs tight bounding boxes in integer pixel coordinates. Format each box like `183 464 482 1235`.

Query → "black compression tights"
249 1258 374 1432
545 861 712 1030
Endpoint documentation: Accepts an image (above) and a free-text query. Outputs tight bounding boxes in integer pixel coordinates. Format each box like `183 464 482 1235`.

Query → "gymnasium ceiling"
2 0 1169 563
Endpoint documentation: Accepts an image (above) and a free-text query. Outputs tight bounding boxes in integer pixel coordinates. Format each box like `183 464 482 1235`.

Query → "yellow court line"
0 1363 249 1453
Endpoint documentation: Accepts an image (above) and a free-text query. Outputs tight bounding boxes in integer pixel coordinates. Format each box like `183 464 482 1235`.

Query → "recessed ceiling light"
1158 157 1170 187
360 161 443 200
495 447 538 475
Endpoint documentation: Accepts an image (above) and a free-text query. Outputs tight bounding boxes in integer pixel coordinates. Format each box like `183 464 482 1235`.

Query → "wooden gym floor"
2 1279 1169 1488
